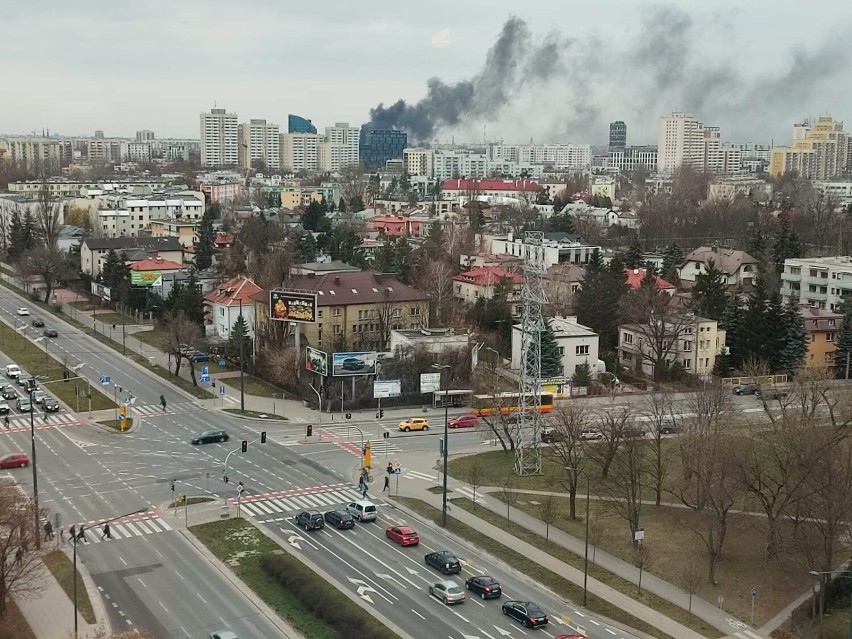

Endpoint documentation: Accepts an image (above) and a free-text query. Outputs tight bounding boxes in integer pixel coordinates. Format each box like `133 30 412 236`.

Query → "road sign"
219 386 225 395
99 376 110 385
201 366 209 376
199 373 210 383
218 360 226 367
751 587 758 598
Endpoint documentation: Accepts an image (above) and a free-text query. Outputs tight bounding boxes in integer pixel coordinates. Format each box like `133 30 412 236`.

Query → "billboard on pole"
420 372 441 394
306 347 328 377
373 380 401 399
270 291 317 323
331 351 377 376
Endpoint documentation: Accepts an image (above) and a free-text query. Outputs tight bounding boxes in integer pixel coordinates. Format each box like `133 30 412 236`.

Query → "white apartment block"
511 316 604 378
125 142 152 164
0 137 61 171
200 108 239 167
700 127 742 175
403 148 434 176
815 181 852 209
238 119 280 170
88 139 123 163
318 122 359 171
657 112 703 173
432 150 543 180
280 132 320 171
488 144 591 169
136 130 155 143
487 231 601 268
781 256 852 311
72 192 204 239
619 316 725 379
607 146 658 173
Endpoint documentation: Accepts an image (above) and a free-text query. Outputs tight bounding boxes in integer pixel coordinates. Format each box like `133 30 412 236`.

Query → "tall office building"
136 130 155 143
317 122 359 171
769 117 849 180
609 121 627 148
360 129 408 169
288 114 317 134
238 119 280 170
657 112 702 173
200 107 239 167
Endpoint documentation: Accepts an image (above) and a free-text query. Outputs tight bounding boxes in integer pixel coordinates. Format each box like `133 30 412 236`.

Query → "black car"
425 551 461 575
43 396 60 412
733 383 758 395
190 430 229 445
502 601 549 628
43 329 58 338
540 427 564 443
16 375 35 388
465 575 502 599
295 510 324 531
660 418 679 435
30 318 44 328
342 357 366 371
324 509 355 529
2 385 17 400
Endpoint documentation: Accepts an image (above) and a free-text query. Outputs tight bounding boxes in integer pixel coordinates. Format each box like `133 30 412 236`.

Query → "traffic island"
96 418 135 432
222 408 288 421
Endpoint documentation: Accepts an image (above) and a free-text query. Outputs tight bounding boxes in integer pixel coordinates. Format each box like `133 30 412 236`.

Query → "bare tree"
35 181 63 247
631 542 654 594
337 164 367 208
588 511 609 565
163 311 204 384
641 390 675 506
0 483 47 619
466 455 487 505
19 244 64 303
547 403 590 519
374 287 399 351
537 495 558 542
678 559 704 616
422 260 454 325
499 475 518 525
588 407 631 479
606 435 650 546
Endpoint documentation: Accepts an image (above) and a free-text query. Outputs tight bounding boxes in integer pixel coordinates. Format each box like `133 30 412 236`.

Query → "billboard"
373 380 401 399
91 282 111 301
306 347 328 377
332 351 377 377
420 372 441 394
270 290 317 323
131 271 161 287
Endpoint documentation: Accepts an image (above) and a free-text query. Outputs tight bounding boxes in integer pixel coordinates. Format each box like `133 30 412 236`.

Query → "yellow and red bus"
471 392 555 417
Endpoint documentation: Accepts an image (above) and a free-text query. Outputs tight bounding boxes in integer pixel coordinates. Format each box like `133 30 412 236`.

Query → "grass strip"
221 375 286 397
191 518 402 639
42 549 95 624
395 496 683 639
222 408 287 420
97 418 134 431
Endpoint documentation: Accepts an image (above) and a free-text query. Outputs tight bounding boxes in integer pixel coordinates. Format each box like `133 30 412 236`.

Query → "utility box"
219 504 230 519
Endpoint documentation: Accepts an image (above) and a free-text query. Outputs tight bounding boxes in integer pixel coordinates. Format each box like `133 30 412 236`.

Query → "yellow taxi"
398 418 430 432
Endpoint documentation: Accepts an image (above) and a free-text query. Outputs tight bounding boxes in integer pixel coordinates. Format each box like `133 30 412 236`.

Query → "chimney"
334 276 340 285
633 269 639 275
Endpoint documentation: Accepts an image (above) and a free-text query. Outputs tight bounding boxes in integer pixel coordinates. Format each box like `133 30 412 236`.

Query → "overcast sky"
3 0 850 146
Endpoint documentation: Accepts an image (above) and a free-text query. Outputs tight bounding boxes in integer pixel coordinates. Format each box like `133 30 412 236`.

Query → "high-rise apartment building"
700 127 742 175
403 148 434 176
317 122 359 171
200 107 239 167
609 121 627 148
607 146 658 173
288 114 317 134
487 144 591 169
136 130 155 143
280 132 321 172
657 112 702 173
238 119 280 170
0 137 61 172
769 117 849 180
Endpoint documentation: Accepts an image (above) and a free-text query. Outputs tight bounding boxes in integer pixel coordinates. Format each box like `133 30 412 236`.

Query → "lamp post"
26 379 39 550
432 363 451 527
808 568 852 637
566 465 590 607
73 507 148 637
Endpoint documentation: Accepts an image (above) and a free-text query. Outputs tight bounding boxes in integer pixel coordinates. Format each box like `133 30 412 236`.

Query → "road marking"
411 609 425 620
405 470 438 481
605 629 617 635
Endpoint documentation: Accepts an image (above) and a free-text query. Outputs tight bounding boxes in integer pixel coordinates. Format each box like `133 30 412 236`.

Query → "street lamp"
808 568 852 637
432 363 451 527
25 378 40 550
566 465 590 607
73 507 148 637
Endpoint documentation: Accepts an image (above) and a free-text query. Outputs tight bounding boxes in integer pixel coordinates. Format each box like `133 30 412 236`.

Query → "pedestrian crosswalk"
2 412 81 433
731 630 767 639
233 485 384 520
130 401 198 417
70 515 173 544
453 486 486 504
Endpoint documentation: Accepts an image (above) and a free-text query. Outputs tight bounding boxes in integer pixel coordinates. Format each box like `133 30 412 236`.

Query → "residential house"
129 257 184 287
149 219 197 250
488 231 601 268
624 268 676 295
542 263 584 316
453 266 523 316
80 237 184 278
678 245 758 290
371 214 423 238
798 305 842 369
510 315 604 380
204 276 263 339
291 261 361 276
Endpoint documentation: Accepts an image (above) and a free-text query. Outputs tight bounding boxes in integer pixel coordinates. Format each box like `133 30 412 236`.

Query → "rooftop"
83 236 184 252
129 257 184 271
513 315 597 338
682 246 758 273
624 268 675 291
266 271 429 307
442 178 541 192
453 266 523 286
205 276 263 307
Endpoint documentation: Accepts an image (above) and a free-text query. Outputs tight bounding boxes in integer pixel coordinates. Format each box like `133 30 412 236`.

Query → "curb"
216 409 289 423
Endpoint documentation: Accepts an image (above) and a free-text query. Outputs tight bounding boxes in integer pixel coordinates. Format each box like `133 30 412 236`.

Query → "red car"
0 452 30 469
449 413 479 429
385 525 420 546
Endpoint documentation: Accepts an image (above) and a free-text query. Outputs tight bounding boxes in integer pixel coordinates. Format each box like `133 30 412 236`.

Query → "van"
4 365 21 379
347 500 377 522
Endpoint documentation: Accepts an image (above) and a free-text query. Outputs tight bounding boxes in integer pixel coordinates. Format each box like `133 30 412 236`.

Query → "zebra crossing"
3 412 81 432
730 630 767 639
453 486 486 504
72 515 173 544
235 485 382 520
129 401 198 417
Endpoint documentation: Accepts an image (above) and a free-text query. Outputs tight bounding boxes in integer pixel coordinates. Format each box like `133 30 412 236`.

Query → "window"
827 332 835 342
829 319 836 326
622 351 633 361
353 325 357 333
623 333 633 344
317 310 323 319
219 308 225 316
333 325 341 335
393 309 402 318
576 345 589 355
682 359 692 369
358 310 363 320
682 340 692 352
410 307 420 316
558 347 565 355
333 308 341 317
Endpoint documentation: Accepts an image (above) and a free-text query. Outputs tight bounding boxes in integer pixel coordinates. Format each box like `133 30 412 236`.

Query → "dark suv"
295 510 324 531
43 396 60 412
324 510 355 529
425 550 461 574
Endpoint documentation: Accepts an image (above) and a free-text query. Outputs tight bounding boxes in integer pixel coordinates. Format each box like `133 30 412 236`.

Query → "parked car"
16 307 29 316
733 383 758 395
465 575 502 599
0 452 30 469
30 318 44 328
43 396 60 412
660 418 679 435
0 399 8 414
2 385 17 400
541 427 564 443
429 580 466 605
449 414 479 429
580 428 604 441
294 510 324 531
190 352 211 363
386 525 420 546
43 329 58 338
15 397 32 413
398 418 429 432
502 601 549 628
425 551 461 574
190 430 229 445
323 510 355 529
622 423 646 438
31 390 46 404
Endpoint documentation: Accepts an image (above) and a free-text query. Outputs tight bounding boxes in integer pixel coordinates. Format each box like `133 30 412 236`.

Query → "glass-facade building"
288 114 317 134
360 129 408 169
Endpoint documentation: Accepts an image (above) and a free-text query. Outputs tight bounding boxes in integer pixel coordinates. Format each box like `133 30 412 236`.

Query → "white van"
4 364 21 379
347 500 377 522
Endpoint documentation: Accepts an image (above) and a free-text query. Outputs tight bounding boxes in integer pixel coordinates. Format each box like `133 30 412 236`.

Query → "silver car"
429 580 466 605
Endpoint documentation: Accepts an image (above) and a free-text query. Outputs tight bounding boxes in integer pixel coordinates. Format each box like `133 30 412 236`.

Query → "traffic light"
306 424 313 437
241 440 248 453
170 480 175 492
224 474 229 484
379 409 385 418
383 431 389 439
261 431 267 444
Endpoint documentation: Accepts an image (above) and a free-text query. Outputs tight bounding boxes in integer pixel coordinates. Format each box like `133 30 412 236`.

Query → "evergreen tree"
661 243 684 275
6 208 24 262
100 249 123 286
545 211 575 234
348 195 365 212
764 292 786 371
639 266 657 290
575 249 627 351
747 228 768 269
228 314 253 370
423 221 445 259
772 214 804 274
624 238 643 269
720 294 744 371
296 231 318 263
571 361 592 387
194 204 217 271
394 237 413 284
777 299 807 373
691 258 728 320
713 349 732 377
537 319 563 378
302 200 330 232
181 271 206 326
835 300 852 379
338 197 348 214
372 239 397 274
21 211 37 251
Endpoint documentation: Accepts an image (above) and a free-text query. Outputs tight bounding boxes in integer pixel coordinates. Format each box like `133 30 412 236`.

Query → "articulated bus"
471 392 555 417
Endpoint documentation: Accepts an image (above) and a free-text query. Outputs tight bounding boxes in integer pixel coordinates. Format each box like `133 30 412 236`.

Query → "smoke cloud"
365 7 852 145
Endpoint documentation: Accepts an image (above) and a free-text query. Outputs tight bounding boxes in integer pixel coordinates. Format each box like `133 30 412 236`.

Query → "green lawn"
133 328 169 351
42 549 95 624
93 311 136 326
221 374 285 397
222 408 287 420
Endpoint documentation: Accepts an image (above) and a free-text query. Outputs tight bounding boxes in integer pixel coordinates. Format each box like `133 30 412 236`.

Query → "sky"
2 0 851 146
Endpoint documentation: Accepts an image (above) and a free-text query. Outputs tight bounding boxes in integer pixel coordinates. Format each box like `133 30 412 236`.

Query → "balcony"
783 272 802 283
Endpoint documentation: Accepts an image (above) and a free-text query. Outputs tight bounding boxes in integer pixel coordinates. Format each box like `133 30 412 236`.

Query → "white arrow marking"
376 573 407 588
347 577 377 604
287 534 303 549
404 566 420 575
462 635 483 639
492 625 513 637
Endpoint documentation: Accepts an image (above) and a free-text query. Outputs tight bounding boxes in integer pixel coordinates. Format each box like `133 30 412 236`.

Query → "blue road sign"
99 376 110 385
199 374 210 383
218 360 226 367
201 366 209 376
219 386 225 396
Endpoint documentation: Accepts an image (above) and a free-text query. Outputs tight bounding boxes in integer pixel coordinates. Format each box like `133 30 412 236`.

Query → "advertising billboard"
306 347 328 377
131 271 161 287
420 372 441 394
91 282 111 301
270 291 317 323
331 351 377 377
373 380 401 399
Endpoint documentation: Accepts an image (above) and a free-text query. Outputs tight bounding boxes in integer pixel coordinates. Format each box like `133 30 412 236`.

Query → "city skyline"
2 1 851 144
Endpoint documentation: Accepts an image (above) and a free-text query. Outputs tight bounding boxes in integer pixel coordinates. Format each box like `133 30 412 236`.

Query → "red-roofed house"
442 179 541 202
624 269 676 295
129 256 184 286
371 215 423 238
453 266 523 314
204 276 263 338
213 231 234 250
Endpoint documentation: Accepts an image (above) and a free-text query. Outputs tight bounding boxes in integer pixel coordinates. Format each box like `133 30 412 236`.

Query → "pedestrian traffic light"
261 431 267 444
241 440 247 453
224 474 229 484
306 424 313 437
379 409 385 418
383 431 389 439
170 480 175 491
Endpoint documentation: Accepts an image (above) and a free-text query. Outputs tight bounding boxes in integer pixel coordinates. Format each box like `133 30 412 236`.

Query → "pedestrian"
69 524 76 542
15 548 23 566
361 482 369 498
160 394 167 410
386 462 393 475
59 528 66 547
383 475 390 492
76 525 87 543
102 524 111 540
4 414 9 428
43 520 53 541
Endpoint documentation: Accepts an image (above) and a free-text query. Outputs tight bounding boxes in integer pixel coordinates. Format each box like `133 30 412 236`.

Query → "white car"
581 428 604 441
16 308 30 316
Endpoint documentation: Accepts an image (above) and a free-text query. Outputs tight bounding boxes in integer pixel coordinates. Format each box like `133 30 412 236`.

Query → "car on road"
16 375 36 388
580 428 604 440
32 390 46 405
623 423 646 438
209 632 239 639
386 525 420 546
449 413 479 429
294 510 324 531
429 580 466 605
425 550 461 574
733 383 758 395
323 510 355 529
4 364 21 379
341 357 367 371
502 600 549 628
346 500 377 522
398 417 429 432
660 418 679 435
555 635 587 639
0 452 30 469
30 318 44 328
16 307 29 316
0 400 8 414
190 430 229 445
43 396 59 412
2 385 17 400
464 575 502 599
43 329 58 338
541 427 564 443
755 388 788 400
189 351 211 362
15 397 32 413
